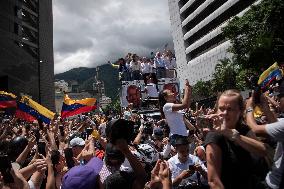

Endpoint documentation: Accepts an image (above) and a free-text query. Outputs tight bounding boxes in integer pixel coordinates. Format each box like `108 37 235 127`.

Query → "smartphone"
86 128 93 136
59 125 65 137
38 120 43 130
32 129 40 143
197 116 213 129
254 86 261 104
0 155 14 183
188 164 195 170
38 141 46 157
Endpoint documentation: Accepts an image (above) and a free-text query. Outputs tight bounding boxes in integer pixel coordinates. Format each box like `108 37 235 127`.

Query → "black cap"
105 119 135 144
153 127 163 136
174 136 189 146
8 136 29 161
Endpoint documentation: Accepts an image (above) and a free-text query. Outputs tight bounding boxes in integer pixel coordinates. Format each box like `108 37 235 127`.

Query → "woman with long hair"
159 79 193 146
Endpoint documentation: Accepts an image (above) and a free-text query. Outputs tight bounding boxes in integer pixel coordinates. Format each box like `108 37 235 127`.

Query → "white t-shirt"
168 154 207 185
163 103 187 136
265 120 284 189
130 61 141 71
145 83 158 98
141 62 150 74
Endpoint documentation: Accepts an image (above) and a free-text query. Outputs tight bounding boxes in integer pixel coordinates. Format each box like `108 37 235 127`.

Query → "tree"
104 95 121 115
192 80 213 100
236 68 257 91
222 0 284 71
212 58 238 92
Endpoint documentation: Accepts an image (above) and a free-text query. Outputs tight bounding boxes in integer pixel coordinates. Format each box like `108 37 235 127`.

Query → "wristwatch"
231 129 240 141
246 107 253 114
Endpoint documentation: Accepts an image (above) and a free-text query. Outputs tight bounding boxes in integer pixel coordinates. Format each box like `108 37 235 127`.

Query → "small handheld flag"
258 62 283 90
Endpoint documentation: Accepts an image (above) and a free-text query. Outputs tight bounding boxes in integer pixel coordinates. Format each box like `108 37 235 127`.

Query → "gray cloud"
53 0 173 74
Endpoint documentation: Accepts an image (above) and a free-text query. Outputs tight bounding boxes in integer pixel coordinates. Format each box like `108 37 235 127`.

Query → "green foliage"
222 0 284 70
192 58 249 98
192 80 213 100
97 64 120 99
211 59 237 92
236 68 256 91
55 64 120 99
104 95 121 113
207 0 284 93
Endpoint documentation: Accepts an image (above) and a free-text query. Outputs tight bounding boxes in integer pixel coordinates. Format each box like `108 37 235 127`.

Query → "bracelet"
231 129 240 142
246 107 253 114
144 181 152 189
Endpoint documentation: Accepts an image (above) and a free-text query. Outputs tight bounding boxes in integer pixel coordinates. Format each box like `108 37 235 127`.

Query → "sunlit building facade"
168 0 259 86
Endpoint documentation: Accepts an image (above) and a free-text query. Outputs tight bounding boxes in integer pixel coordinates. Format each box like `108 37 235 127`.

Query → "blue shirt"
154 58 165 68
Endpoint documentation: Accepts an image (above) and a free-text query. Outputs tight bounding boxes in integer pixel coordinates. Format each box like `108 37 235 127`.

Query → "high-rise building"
168 0 258 86
0 0 54 110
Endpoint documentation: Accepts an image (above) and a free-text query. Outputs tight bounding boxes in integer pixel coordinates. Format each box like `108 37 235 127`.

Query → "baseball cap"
174 136 189 146
61 157 103 189
105 119 135 144
70 137 85 148
152 127 163 140
153 127 163 136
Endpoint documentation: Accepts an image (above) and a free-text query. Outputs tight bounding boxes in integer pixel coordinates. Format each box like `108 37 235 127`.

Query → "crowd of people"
1 75 284 189
115 50 177 83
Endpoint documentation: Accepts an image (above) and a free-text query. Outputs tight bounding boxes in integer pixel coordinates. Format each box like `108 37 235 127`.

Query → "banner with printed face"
121 80 145 108
120 78 180 109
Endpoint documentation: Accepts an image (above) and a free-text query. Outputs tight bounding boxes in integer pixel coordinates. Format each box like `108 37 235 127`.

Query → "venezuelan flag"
258 63 283 90
15 96 55 124
61 94 96 118
0 91 17 108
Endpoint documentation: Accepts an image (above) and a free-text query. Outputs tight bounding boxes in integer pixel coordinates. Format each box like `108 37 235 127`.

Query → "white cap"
70 137 85 148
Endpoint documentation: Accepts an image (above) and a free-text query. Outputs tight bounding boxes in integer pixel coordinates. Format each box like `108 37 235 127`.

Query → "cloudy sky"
53 0 173 74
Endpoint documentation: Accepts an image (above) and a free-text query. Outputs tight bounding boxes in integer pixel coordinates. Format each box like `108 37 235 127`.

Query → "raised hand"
10 167 29 189
32 158 48 173
115 139 130 154
158 161 171 182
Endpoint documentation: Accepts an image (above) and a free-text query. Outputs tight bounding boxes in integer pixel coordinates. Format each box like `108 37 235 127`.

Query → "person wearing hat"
246 80 284 189
69 137 85 163
167 137 207 188
152 127 171 160
61 157 103 189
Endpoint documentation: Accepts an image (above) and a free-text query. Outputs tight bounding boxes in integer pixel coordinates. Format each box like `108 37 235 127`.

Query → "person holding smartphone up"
167 137 208 188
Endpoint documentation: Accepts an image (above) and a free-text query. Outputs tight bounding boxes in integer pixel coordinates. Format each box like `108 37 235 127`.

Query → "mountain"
54 64 120 99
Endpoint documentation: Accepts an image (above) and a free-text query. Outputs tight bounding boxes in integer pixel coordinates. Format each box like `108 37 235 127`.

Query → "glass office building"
0 0 54 110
